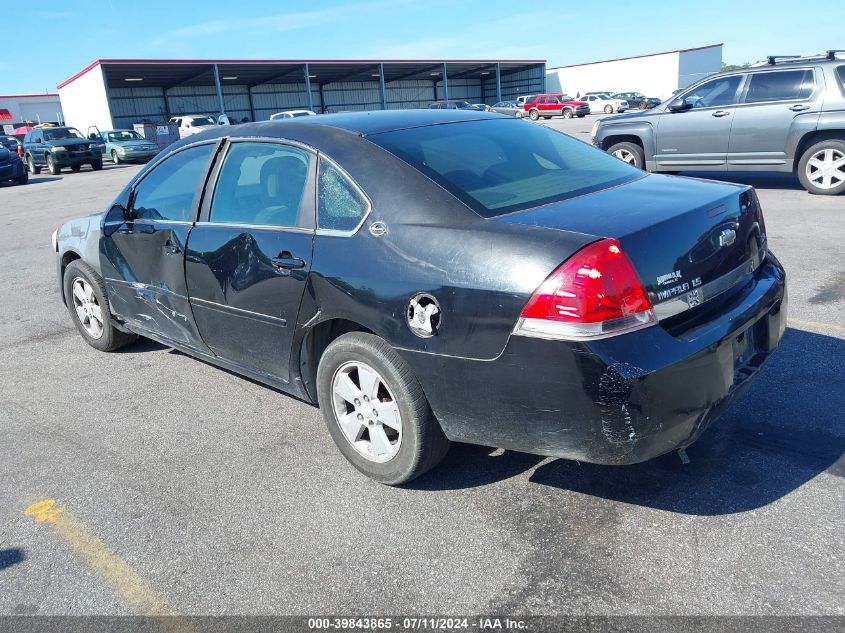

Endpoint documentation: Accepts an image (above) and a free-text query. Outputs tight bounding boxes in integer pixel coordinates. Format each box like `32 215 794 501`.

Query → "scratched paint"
24 499 195 633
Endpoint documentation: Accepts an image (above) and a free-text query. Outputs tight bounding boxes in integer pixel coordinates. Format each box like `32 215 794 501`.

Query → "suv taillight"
513 239 656 341
17 147 23 156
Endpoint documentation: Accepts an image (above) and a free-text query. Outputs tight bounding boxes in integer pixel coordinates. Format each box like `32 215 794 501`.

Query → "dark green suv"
23 126 105 175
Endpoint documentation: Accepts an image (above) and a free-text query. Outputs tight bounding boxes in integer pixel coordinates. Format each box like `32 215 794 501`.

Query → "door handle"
789 104 810 112
271 251 305 269
712 110 731 117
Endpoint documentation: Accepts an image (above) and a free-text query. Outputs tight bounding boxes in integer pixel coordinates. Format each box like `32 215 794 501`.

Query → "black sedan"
53 110 786 484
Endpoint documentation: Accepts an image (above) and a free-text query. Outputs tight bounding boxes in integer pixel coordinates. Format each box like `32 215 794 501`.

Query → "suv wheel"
26 155 41 175
46 153 61 175
798 140 845 195
608 141 645 170
562 108 573 119
528 109 540 121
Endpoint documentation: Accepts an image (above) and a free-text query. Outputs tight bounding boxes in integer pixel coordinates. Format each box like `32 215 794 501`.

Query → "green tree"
721 62 751 71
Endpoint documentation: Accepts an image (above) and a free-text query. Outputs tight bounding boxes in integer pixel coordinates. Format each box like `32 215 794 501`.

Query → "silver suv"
592 51 845 195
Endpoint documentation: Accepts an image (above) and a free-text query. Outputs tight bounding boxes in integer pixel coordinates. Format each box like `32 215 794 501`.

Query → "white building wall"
546 52 680 99
58 66 113 132
0 95 63 127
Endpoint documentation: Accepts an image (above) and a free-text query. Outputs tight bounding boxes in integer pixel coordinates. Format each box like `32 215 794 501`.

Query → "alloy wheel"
331 360 402 463
612 149 637 165
71 277 104 339
805 148 845 191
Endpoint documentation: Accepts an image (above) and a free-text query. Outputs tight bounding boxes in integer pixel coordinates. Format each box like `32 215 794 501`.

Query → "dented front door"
99 142 218 353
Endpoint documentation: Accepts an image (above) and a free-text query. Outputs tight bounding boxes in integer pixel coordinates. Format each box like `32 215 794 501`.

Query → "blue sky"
2 0 842 94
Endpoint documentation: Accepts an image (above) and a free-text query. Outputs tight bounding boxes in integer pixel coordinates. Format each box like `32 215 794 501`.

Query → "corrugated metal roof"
547 44 723 71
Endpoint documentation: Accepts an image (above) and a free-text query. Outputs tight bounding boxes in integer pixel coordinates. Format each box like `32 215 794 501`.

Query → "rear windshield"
368 118 642 217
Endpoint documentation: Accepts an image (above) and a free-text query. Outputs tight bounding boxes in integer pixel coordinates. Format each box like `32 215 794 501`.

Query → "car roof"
268 109 505 136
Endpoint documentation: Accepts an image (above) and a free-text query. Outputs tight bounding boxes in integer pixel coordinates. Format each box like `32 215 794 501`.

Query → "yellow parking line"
24 499 195 633
788 318 845 334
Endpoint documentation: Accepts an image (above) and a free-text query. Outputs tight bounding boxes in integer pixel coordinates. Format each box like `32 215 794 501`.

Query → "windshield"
190 117 215 126
44 128 84 141
107 131 143 142
369 118 642 218
1 136 17 145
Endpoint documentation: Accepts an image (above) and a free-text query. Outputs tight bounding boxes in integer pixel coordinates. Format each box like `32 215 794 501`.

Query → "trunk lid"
493 174 767 316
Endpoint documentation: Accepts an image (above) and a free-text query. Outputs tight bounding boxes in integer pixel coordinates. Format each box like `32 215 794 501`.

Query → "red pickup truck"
523 94 590 120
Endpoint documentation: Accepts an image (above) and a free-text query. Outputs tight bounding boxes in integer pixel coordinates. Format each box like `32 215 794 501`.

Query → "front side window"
317 159 369 232
132 143 215 222
210 142 310 227
683 75 742 108
744 70 814 103
370 118 643 217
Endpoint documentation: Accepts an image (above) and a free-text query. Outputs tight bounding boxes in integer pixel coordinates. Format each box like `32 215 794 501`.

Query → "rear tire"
528 109 539 121
607 141 645 170
26 155 41 175
316 332 450 485
797 139 845 195
46 153 61 175
63 260 138 352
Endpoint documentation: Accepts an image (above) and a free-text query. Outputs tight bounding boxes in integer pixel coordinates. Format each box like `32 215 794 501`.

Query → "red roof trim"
547 44 722 71
0 93 60 99
57 58 546 89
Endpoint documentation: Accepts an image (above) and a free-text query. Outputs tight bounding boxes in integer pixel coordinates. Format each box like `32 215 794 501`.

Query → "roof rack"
761 51 844 66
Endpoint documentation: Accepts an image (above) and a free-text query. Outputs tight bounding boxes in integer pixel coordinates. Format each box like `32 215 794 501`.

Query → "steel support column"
212 64 226 118
495 63 502 103
442 63 449 101
378 63 387 110
303 64 314 111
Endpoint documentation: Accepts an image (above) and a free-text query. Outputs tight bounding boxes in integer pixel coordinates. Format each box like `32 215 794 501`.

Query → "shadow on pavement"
0 548 25 571
417 328 844 515
1 177 62 187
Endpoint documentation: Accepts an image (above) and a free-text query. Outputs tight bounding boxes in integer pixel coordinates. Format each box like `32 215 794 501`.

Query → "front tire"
91 160 103 171
15 171 28 185
71 164 81 173
607 141 645 170
63 260 137 352
562 108 573 119
797 139 845 195
604 105 613 114
46 153 61 175
111 150 121 165
316 332 450 485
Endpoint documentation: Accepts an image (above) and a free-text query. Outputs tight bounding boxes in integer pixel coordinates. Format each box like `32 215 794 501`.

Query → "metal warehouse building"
546 44 722 101
57 59 546 132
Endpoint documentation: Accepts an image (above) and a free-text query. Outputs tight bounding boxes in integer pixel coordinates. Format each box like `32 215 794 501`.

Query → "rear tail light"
513 239 656 341
17 147 23 156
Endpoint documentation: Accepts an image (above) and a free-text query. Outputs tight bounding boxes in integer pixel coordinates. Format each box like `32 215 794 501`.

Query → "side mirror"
668 98 690 112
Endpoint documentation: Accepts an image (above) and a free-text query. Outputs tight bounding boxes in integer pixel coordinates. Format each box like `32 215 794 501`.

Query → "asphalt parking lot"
1 117 843 619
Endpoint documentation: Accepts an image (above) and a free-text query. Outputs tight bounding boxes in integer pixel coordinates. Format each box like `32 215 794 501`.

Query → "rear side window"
370 118 643 218
132 143 215 222
745 70 814 103
836 66 845 94
210 142 310 227
317 159 369 231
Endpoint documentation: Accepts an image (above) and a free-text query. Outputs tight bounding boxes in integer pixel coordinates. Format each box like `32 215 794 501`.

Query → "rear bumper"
401 255 787 465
